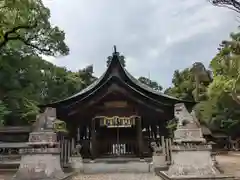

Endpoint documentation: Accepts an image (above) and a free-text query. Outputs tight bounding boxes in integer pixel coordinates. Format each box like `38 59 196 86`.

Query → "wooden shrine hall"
40 47 196 159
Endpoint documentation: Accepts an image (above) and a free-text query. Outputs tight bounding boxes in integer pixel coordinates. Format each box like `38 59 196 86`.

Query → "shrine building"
40 47 196 159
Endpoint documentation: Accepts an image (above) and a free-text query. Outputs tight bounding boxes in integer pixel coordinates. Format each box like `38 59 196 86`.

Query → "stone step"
83 161 152 174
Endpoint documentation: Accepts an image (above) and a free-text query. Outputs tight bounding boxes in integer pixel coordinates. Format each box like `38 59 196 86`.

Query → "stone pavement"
72 173 162 180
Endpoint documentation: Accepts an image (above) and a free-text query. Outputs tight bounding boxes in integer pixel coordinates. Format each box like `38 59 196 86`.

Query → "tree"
0 0 70 125
208 0 240 104
191 62 212 101
195 32 240 137
0 0 98 126
78 65 97 89
209 0 240 13
209 33 240 104
138 76 163 91
165 69 195 101
164 64 213 130
165 63 211 102
0 0 69 56
0 101 11 126
0 49 97 125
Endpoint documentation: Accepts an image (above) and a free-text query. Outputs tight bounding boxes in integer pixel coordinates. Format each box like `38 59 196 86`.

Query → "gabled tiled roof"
41 49 195 108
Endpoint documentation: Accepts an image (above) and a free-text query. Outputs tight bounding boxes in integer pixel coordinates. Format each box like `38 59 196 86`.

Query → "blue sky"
43 0 239 89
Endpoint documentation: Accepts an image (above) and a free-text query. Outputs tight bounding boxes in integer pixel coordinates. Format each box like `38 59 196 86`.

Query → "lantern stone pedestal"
69 144 83 172
12 107 67 180
151 142 167 172
12 131 66 180
69 157 83 172
152 154 166 169
158 103 235 180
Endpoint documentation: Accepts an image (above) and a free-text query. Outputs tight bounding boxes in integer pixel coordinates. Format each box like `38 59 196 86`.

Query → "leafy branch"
0 22 38 48
209 0 240 13
0 0 69 56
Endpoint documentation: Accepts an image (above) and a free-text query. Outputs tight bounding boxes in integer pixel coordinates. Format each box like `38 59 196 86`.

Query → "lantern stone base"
69 156 83 172
152 154 167 170
12 153 66 180
157 150 236 180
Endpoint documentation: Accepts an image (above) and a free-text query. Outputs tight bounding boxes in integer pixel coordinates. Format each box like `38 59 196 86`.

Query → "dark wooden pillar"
137 116 143 157
91 118 96 159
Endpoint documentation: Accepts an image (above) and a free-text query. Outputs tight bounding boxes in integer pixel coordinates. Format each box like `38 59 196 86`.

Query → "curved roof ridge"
40 48 195 108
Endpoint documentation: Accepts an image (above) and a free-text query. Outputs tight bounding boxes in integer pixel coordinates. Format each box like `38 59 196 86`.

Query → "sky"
43 0 239 89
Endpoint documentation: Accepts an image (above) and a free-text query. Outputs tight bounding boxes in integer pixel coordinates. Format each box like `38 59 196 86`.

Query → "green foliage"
138 76 163 91
0 0 69 56
163 30 240 138
78 65 97 89
165 31 240 138
0 50 96 125
164 69 197 101
0 101 11 126
204 32 240 137
164 63 210 102
233 74 240 104
0 0 96 126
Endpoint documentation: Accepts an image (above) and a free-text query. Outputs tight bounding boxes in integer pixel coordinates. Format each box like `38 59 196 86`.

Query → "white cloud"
42 0 239 88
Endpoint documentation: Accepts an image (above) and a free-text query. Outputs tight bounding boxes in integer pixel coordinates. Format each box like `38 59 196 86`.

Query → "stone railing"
171 144 212 151
0 142 28 164
0 142 60 163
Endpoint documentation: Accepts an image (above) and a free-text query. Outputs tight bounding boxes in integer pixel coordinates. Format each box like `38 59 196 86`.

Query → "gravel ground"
216 154 240 176
72 173 162 180
0 171 162 180
72 154 240 180
0 154 239 180
0 172 14 180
